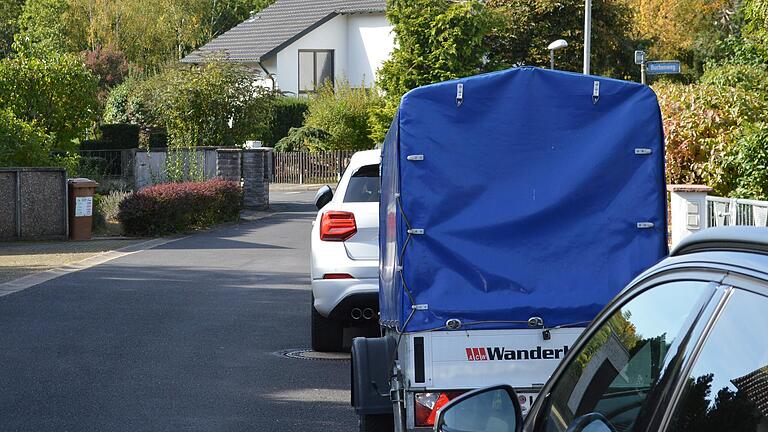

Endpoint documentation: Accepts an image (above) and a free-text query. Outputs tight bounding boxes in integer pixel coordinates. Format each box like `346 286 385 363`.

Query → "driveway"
0 191 359 431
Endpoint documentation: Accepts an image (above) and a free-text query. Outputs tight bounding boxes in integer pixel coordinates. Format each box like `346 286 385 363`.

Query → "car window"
666 289 768 432
343 164 380 203
538 281 714 432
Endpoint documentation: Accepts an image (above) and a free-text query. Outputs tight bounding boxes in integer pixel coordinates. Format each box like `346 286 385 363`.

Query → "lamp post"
584 0 592 74
548 39 568 70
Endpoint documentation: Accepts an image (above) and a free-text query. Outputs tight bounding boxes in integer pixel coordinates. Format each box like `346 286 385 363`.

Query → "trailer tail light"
320 211 357 241
414 391 466 427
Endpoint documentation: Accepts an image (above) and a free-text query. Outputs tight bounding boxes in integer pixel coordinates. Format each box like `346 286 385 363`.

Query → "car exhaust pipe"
362 308 375 320
351 308 363 320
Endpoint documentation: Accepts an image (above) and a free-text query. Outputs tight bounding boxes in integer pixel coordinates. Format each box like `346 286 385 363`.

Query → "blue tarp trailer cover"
379 67 668 333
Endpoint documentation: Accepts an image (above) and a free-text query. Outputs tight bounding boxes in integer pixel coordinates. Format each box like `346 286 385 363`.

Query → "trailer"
351 67 669 431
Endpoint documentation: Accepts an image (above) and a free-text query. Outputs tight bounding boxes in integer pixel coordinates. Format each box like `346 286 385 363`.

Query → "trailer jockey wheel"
359 413 394 432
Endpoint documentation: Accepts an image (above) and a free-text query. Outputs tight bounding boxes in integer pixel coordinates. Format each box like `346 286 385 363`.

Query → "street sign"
634 50 645 65
646 60 681 75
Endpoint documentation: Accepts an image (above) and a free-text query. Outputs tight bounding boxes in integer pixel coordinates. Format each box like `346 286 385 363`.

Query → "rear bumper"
311 278 378 320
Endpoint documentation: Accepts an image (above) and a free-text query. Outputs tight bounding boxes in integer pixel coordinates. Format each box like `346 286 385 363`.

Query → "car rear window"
343 164 380 203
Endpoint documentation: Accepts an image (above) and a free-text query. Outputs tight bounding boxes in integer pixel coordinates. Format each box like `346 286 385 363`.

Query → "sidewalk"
0 238 144 284
270 183 332 192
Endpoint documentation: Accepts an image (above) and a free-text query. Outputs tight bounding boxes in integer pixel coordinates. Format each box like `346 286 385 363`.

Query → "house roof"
182 0 387 64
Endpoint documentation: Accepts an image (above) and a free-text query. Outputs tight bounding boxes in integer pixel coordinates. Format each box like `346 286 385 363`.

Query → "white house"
183 0 394 95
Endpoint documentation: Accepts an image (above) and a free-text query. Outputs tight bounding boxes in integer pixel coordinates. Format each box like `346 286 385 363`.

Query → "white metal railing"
706 196 768 228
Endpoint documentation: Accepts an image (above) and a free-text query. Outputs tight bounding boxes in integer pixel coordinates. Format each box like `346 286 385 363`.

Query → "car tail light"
320 211 357 241
322 273 354 279
414 391 466 427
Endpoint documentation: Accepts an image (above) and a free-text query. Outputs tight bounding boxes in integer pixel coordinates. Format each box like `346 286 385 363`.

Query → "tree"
623 0 740 73
0 0 23 58
82 44 130 102
485 0 638 78
202 0 274 41
379 0 491 99
104 62 275 147
160 62 275 148
304 81 383 151
373 0 492 143
0 53 99 149
13 0 80 56
743 0 768 58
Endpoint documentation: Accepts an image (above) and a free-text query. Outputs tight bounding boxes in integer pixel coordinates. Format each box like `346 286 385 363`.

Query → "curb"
0 236 187 298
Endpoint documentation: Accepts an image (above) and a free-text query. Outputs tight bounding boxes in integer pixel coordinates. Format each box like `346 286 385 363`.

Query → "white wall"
347 14 393 88
273 13 393 94
275 14 348 95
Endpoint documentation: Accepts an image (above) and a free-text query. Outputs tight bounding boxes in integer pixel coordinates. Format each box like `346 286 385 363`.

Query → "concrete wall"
134 148 218 189
0 168 68 240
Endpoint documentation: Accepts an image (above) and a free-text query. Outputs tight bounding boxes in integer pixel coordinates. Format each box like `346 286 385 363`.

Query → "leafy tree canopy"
0 0 23 58
0 52 99 149
485 0 639 79
372 0 491 143
13 0 274 71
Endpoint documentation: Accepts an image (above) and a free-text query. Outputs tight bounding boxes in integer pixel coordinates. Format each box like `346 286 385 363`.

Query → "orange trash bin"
68 178 98 240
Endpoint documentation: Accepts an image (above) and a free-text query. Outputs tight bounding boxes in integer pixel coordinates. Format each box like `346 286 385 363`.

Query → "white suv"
310 150 380 352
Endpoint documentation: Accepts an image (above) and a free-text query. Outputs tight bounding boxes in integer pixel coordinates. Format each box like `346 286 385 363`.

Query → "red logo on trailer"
465 347 488 361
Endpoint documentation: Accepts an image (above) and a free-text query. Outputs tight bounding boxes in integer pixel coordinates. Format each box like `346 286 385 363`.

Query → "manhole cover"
276 349 350 361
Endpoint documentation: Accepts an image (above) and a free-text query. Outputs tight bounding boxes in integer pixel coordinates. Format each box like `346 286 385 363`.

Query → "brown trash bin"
68 178 98 240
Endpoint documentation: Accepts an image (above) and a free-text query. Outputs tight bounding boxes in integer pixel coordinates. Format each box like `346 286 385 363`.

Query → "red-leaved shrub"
118 179 243 236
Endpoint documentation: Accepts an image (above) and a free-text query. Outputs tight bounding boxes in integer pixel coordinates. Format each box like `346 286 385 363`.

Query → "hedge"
266 97 309 146
100 124 140 149
118 179 243 236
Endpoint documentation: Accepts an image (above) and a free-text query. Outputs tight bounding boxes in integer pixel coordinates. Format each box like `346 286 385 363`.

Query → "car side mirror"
314 185 334 210
565 413 616 432
435 385 523 432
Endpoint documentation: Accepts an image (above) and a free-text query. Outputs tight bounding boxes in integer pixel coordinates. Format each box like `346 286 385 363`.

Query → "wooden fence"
272 151 355 184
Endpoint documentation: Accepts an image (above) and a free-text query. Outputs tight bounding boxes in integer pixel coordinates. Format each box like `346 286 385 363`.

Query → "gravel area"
0 239 144 284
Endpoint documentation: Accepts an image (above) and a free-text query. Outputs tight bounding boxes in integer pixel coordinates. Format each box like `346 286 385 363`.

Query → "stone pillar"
216 149 242 182
668 184 713 249
242 148 272 210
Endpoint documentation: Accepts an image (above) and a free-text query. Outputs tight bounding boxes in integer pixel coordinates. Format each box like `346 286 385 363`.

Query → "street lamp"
548 39 568 70
584 0 592 74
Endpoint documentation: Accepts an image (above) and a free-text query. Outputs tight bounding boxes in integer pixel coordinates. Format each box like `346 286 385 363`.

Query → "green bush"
118 179 243 236
100 124 140 149
304 81 384 151
266 97 309 146
725 123 768 200
656 82 768 195
656 62 768 197
275 126 332 152
103 77 158 126
700 62 768 95
0 108 54 167
93 190 131 234
103 63 275 148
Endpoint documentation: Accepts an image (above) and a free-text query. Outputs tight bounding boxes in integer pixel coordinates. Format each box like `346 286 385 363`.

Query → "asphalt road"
0 191 359 431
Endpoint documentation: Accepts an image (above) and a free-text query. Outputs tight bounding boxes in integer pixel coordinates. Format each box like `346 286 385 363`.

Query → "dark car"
434 227 768 432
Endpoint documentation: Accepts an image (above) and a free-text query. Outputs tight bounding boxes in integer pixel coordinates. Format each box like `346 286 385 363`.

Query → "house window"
299 50 334 94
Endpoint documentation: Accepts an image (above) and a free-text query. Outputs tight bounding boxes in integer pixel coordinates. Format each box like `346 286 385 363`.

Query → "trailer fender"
351 335 397 415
